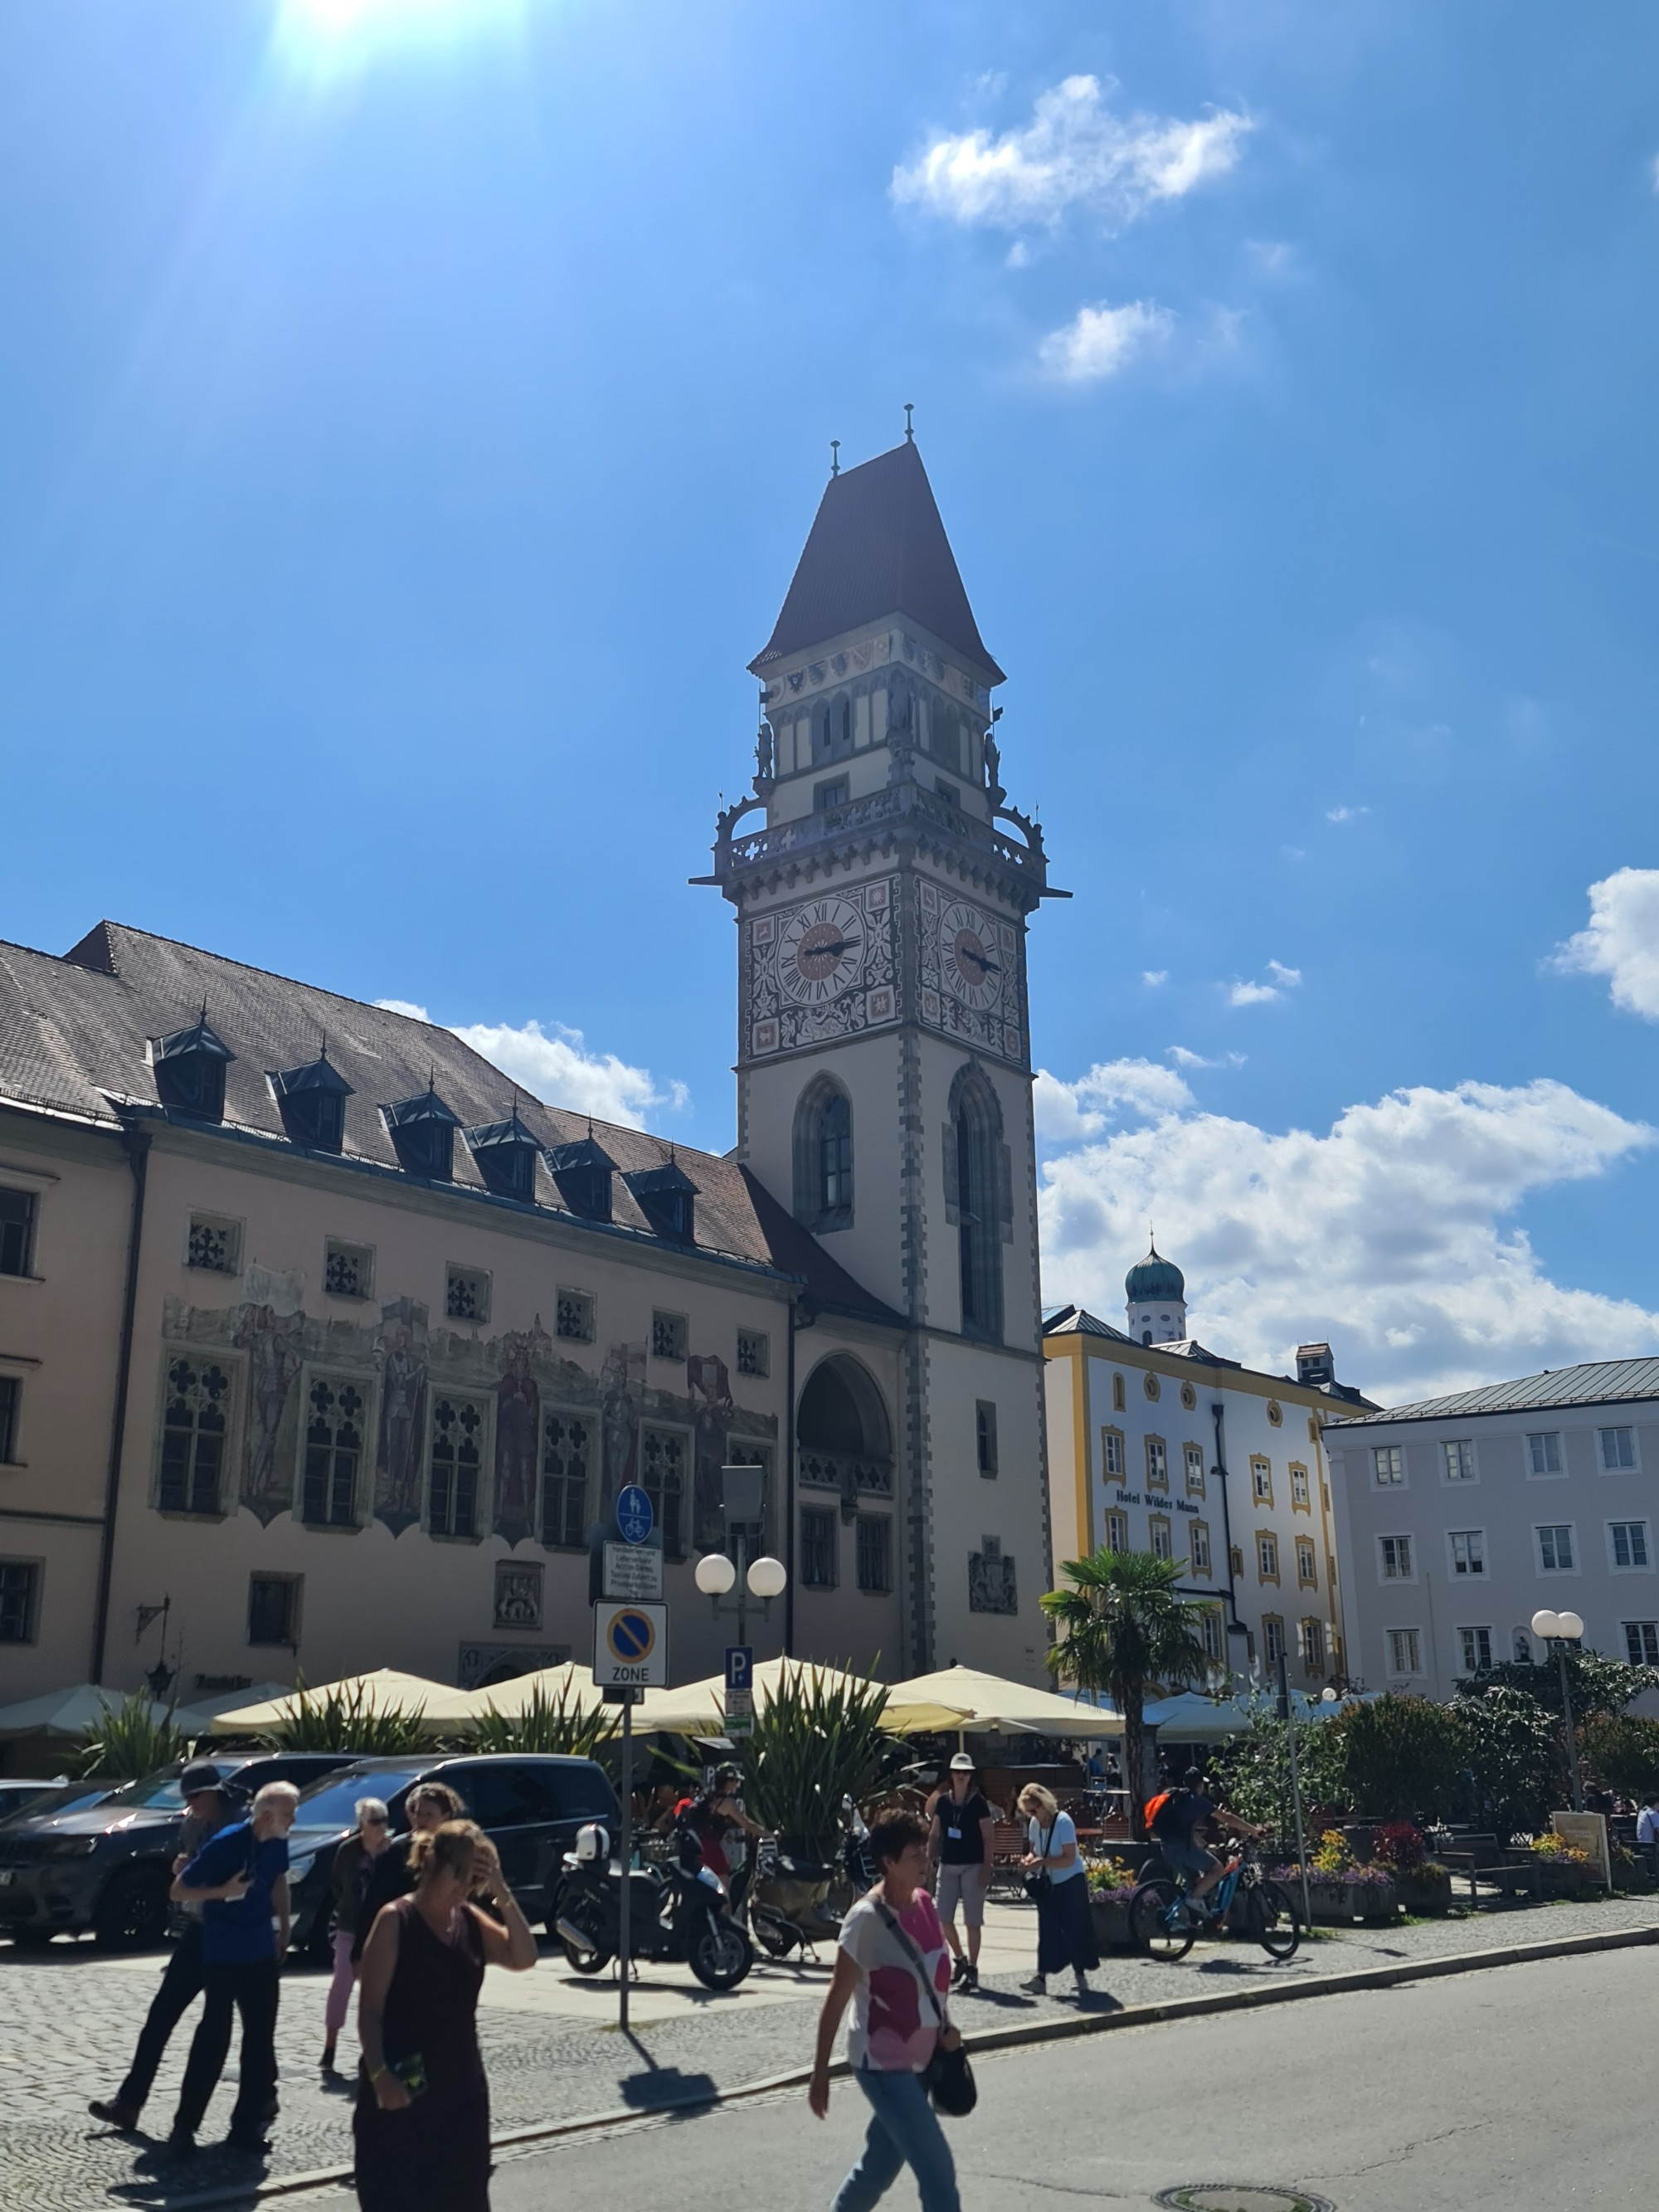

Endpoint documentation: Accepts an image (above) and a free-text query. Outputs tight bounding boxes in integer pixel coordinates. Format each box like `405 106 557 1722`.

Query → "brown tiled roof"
0 920 903 1323
749 441 1005 684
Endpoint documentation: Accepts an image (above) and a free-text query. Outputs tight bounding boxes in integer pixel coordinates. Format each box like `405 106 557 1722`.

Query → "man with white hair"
166 1779 299 2158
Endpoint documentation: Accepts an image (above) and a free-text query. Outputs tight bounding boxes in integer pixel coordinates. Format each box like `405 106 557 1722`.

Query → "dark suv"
285 1754 621 1959
0 1752 356 1949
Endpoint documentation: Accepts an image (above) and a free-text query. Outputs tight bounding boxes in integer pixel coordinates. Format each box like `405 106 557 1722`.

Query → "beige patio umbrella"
883 1664 1124 1739
207 1668 476 1737
631 1657 968 1737
450 1661 611 1722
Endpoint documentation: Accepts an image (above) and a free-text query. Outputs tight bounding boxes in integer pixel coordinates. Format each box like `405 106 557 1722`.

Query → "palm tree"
1041 1548 1210 1838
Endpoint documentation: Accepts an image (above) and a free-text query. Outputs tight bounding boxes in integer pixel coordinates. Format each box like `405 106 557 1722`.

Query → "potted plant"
1531 1832 1598 1899
1291 1830 1399 1922
1086 1858 1139 1948
1373 1820 1452 1916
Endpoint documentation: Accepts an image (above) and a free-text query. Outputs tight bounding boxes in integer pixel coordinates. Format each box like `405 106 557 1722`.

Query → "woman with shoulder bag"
809 1809 971 2212
1016 1783 1097 2000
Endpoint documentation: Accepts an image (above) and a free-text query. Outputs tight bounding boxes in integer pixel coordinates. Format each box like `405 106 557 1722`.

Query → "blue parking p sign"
616 1484 654 1547
725 1646 753 1694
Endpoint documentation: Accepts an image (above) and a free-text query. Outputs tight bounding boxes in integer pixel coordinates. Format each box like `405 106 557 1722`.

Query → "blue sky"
5 0 1659 1403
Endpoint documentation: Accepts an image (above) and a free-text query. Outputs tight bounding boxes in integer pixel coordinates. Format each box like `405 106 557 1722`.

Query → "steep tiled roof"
0 921 902 1323
1044 1304 1378 1407
1328 1355 1659 1427
749 441 1004 683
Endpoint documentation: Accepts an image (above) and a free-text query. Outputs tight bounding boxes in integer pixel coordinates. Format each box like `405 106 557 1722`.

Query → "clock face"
938 899 1004 1011
776 897 866 1006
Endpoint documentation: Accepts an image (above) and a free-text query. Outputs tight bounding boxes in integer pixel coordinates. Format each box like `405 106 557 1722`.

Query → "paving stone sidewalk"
3 1893 1656 2212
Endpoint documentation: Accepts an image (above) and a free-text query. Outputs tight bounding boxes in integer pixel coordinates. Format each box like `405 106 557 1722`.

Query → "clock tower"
703 436 1065 1678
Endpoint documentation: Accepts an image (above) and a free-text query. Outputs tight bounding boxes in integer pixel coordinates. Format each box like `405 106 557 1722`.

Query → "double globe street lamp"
694 1461 789 1646
1530 1606 1587 1813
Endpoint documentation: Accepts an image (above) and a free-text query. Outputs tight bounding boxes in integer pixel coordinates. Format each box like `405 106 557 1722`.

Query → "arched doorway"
796 1355 896 1576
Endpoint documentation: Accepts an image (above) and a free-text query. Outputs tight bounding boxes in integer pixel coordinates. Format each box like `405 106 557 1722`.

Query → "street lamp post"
1530 1608 1586 1813
693 1547 789 1648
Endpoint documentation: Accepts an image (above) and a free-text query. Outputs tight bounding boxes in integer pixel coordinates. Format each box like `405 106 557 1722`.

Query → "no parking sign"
593 1601 669 1688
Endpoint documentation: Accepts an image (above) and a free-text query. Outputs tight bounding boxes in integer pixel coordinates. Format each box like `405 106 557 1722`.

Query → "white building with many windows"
1325 1357 1659 1701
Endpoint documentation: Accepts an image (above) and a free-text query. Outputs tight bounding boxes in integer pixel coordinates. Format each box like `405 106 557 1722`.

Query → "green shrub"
1456 1686 1559 1840
1334 1693 1464 1821
468 1683 620 1772
1581 1713 1659 1802
742 1663 895 1844
77 1692 190 1780
258 1677 429 1754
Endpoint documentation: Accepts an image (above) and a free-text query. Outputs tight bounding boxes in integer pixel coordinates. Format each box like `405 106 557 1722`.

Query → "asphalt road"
295 1943 1657 2210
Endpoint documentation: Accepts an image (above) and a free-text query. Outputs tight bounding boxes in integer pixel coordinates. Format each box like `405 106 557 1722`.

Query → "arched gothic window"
793 1076 854 1231
948 1065 1005 1342
813 694 854 765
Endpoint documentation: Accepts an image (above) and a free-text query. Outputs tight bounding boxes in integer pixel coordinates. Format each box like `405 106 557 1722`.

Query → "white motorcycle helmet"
573 1821 610 1866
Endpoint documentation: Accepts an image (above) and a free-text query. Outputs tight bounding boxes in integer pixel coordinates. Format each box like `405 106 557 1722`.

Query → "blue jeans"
832 2067 961 2212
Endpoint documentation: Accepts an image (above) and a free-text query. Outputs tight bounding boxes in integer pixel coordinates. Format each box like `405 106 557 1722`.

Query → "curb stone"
152 1918 1659 2212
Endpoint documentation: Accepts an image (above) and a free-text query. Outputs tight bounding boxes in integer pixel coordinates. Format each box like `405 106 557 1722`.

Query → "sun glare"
275 0 529 77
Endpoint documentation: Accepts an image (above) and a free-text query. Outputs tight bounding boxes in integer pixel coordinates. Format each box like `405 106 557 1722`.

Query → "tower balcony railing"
712 775 1053 895
798 1449 894 1515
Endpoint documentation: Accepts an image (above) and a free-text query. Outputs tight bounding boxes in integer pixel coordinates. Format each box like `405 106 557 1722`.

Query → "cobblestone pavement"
3 1893 1655 2212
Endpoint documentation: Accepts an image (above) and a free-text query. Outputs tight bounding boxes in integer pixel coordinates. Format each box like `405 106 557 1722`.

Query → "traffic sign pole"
618 1698 633 2034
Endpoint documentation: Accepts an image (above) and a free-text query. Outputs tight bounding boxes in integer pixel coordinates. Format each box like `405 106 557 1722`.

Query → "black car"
285 1753 621 1960
0 1752 357 1949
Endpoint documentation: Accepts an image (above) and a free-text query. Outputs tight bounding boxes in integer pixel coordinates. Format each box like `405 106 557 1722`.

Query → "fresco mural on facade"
493 1328 543 1546
234 1274 306 1524
373 1298 430 1534
688 1352 735 1552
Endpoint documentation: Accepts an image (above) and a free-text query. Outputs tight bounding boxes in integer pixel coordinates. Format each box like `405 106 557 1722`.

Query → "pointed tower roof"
749 441 1004 684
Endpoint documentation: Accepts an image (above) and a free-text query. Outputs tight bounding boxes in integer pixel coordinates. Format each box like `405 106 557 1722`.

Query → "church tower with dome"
1126 1241 1187 1346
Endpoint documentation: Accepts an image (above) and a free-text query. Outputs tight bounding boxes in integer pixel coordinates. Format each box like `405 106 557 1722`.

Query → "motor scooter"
554 1822 753 1990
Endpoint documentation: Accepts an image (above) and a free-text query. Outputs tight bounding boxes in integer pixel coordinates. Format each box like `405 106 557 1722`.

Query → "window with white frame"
1102 1429 1126 1481
1448 1529 1486 1578
1258 1533 1279 1581
1145 1436 1168 1490
1373 1445 1405 1486
1184 1444 1205 1496
300 1376 367 1527
1457 1625 1493 1674
1262 1615 1285 1665
1301 1618 1326 1673
1252 1457 1273 1504
1297 1537 1318 1587
1150 1514 1173 1562
1386 1627 1423 1675
1201 1607 1224 1662
1379 1534 1414 1581
428 1396 486 1538
1190 1521 1212 1575
1623 1620 1659 1666
1105 1510 1129 1552
1609 1520 1652 1571
1536 1523 1575 1572
1290 1464 1311 1509
1600 1425 1638 1471
1526 1431 1564 1477
1443 1439 1477 1483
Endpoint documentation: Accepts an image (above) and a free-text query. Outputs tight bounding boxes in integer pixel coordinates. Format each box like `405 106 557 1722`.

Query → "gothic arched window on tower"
793 1077 854 1231
929 699 961 775
813 694 854 766
949 1068 1005 1344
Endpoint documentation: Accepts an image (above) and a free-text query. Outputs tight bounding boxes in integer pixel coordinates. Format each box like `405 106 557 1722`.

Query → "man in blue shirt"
167 1780 299 2157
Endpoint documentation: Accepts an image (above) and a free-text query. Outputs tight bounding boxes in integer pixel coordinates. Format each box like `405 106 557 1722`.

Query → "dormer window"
152 1016 234 1122
270 1055 352 1153
625 1161 698 1244
548 1137 615 1222
467 1116 540 1201
384 1089 460 1182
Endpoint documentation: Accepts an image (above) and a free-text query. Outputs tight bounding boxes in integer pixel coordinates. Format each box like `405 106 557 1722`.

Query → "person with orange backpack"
1147 1769 1265 1922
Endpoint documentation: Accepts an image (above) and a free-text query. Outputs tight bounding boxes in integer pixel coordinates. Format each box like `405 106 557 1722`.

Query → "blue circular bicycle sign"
616 1484 654 1547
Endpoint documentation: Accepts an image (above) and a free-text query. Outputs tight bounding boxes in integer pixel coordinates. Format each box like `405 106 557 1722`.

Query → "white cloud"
375 1002 688 1126
1227 961 1301 1006
1033 1058 1194 1142
1550 867 1659 1020
1326 804 1370 824
1167 1045 1245 1069
1039 1077 1659 1404
1142 969 1169 987
1267 960 1302 987
1651 152 1659 194
893 75 1251 231
1039 299 1171 382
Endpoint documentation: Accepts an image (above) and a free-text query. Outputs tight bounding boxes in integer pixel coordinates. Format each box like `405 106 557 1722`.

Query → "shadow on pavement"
615 2029 719 2113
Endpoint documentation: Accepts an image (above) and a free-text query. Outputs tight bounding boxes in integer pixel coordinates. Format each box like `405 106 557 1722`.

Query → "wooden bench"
1436 1834 1544 1901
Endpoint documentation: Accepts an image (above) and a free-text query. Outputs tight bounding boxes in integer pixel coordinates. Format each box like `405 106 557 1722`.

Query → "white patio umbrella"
631 1658 968 1737
883 1664 1125 1739
206 1669 476 1737
450 1662 610 1722
0 1684 178 1739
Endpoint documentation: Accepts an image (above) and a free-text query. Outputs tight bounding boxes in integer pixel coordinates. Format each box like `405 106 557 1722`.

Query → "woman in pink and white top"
810 1809 962 2212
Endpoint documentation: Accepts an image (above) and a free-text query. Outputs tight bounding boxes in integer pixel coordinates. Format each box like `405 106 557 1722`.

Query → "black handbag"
1022 1823 1054 1903
873 1901 977 2118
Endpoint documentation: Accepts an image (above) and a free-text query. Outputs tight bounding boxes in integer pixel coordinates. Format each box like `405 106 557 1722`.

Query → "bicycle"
1130 1847 1301 1963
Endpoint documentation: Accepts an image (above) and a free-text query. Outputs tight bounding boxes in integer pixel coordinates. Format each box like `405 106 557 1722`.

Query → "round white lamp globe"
695 1552 737 1597
1321 1686 1340 1703
1530 1608 1562 1641
747 1555 788 1600
1557 1610 1584 1642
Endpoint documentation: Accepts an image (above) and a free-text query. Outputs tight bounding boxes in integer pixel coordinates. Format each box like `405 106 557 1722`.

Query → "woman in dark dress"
353 1820 538 2211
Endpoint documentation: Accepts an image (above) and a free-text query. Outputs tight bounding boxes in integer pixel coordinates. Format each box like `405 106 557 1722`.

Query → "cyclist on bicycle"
1148 1768 1266 1919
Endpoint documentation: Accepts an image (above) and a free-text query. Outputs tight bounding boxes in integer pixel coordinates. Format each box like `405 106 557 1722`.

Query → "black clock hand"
796 937 861 960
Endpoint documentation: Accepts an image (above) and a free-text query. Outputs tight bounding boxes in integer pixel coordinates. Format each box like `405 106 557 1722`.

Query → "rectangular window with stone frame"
555 1289 596 1345
1257 1532 1280 1583
1145 1435 1168 1492
187 1212 241 1275
1290 1463 1311 1511
800 1507 837 1589
248 1572 301 1648
445 1264 491 1325
651 1310 688 1362
1201 1606 1225 1663
0 1377 18 1466
324 1239 374 1300
1301 1617 1327 1674
1184 1444 1205 1498
1251 1457 1273 1507
641 1425 687 1557
0 1186 36 1278
1105 1509 1129 1552
1102 1428 1126 1482
157 1352 236 1516
1262 1615 1286 1666
975 1401 998 1478
1296 1537 1318 1589
737 1328 770 1380
1190 1520 1212 1576
540 1411 591 1550
857 1514 893 1594
428 1395 488 1539
1149 1513 1173 1562
300 1374 369 1527
0 1558 40 1643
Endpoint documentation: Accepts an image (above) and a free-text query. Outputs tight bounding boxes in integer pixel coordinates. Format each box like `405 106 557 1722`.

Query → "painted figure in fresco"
688 1352 735 1553
374 1307 429 1530
234 1304 305 1519
494 1336 540 1546
597 1342 645 1523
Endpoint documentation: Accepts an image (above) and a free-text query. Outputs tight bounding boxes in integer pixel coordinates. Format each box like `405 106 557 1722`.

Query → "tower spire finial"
830 438 840 477
903 402 915 443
